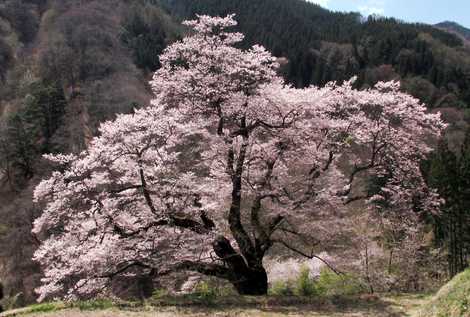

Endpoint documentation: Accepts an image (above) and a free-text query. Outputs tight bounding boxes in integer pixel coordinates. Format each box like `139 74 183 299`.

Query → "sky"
308 0 470 29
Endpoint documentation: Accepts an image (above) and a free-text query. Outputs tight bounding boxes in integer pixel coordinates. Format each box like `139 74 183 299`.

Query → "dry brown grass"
0 294 431 317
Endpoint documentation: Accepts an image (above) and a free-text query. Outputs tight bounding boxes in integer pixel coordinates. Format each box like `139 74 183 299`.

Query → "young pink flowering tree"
33 15 445 299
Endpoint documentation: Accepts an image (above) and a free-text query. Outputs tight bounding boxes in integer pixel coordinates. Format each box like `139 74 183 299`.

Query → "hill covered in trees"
162 0 470 112
0 0 469 306
436 21 470 42
0 0 181 304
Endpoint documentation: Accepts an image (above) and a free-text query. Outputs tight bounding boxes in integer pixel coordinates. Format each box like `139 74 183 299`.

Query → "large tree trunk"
230 266 268 295
212 235 268 295
196 118 271 296
0 281 3 312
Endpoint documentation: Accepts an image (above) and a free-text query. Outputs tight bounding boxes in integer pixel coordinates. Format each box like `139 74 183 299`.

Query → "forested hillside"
0 0 469 306
436 21 470 42
0 0 180 304
162 0 470 113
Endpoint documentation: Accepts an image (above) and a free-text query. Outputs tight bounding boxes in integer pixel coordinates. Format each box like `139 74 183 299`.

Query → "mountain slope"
436 21 470 42
161 0 470 111
0 0 181 303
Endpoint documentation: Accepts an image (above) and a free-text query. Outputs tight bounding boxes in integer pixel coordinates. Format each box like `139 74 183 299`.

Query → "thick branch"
274 240 342 275
294 151 336 210
267 215 285 236
347 138 387 187
98 261 151 279
138 165 157 214
100 259 234 282
162 260 235 281
171 215 212 234
247 109 298 131
212 235 250 272
228 117 257 266
113 214 212 238
344 194 369 205
109 184 142 194
251 197 269 253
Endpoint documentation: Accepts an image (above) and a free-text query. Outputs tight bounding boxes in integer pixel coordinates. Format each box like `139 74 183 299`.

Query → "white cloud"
307 0 330 8
358 0 385 16
359 5 385 15
306 0 386 16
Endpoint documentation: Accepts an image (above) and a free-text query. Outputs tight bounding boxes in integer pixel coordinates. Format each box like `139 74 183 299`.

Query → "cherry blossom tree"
32 15 445 300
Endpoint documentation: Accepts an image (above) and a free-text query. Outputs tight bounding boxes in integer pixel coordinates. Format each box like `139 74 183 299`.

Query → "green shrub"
216 285 237 297
194 281 217 303
151 288 169 299
270 267 365 298
269 266 316 297
269 280 294 296
1 292 24 310
419 268 470 317
74 299 115 311
28 302 61 313
294 266 317 296
315 267 365 296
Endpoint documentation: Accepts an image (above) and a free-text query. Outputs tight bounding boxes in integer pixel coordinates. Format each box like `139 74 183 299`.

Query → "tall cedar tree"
427 131 470 277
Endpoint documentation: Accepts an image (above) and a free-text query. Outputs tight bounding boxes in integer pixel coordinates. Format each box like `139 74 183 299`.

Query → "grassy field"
0 294 431 317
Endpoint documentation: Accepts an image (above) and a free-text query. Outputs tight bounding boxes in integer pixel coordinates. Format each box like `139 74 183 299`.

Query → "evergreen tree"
0 81 66 181
427 133 470 277
4 113 37 179
121 6 169 72
21 81 67 152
